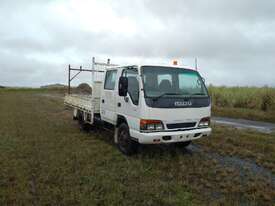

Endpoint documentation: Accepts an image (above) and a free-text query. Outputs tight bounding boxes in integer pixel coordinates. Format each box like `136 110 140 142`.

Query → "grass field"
0 89 275 205
209 86 275 123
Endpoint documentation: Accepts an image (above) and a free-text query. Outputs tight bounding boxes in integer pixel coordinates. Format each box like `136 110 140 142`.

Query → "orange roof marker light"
172 60 178 66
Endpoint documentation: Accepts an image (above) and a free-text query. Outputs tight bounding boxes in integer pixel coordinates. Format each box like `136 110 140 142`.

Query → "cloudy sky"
0 0 275 87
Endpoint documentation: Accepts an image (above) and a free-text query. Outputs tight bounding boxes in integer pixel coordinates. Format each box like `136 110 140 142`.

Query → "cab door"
100 69 118 124
117 67 140 131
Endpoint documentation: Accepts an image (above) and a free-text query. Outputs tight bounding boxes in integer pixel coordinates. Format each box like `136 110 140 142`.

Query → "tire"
175 141 192 148
117 123 138 155
78 112 91 132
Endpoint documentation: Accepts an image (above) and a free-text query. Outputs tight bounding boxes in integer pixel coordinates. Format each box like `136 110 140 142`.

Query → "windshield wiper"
152 92 185 101
192 93 207 96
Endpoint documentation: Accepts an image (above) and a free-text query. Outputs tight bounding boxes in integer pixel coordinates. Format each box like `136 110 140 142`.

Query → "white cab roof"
105 64 197 72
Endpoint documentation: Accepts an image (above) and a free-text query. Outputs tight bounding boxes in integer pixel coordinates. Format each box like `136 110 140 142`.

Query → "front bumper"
130 127 211 144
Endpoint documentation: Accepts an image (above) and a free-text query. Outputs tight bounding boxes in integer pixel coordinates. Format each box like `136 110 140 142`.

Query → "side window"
104 70 117 90
125 68 139 105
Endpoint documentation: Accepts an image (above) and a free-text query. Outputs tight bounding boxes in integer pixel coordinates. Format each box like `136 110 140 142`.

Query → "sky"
0 0 275 87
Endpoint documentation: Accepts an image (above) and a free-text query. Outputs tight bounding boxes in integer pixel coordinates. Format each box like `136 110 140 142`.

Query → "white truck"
65 58 211 155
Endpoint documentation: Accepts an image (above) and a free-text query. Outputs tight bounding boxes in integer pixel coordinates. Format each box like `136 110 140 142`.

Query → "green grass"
0 90 274 205
208 86 275 123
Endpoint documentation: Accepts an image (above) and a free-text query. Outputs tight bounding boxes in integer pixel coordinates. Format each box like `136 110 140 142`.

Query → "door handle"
102 99 105 103
117 102 121 107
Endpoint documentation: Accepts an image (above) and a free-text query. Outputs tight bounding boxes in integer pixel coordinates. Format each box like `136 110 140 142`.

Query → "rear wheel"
78 112 91 132
117 123 138 155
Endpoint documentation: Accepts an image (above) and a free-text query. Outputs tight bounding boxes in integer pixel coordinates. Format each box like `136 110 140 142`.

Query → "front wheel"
117 123 139 155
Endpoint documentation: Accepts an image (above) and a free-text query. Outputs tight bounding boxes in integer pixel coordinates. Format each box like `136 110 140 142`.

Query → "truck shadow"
86 126 194 157
138 144 193 157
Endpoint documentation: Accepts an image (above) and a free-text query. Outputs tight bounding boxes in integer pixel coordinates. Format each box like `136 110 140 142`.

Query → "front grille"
166 122 196 129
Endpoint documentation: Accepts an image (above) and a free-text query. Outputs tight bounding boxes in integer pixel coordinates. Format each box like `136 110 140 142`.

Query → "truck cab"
100 65 211 154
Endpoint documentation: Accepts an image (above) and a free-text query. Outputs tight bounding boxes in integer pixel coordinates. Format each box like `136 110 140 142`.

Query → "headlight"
155 124 164 130
198 117 210 128
140 119 164 132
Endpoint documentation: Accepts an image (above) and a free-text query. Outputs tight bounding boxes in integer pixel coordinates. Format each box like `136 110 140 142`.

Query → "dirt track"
212 116 275 134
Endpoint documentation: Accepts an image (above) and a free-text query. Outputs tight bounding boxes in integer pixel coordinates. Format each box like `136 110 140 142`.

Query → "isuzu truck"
65 58 211 155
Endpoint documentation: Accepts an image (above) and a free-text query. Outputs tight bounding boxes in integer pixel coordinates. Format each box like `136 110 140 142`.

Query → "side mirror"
118 76 128 96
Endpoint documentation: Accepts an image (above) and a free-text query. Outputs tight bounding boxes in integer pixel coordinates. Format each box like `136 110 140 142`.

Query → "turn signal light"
198 117 210 128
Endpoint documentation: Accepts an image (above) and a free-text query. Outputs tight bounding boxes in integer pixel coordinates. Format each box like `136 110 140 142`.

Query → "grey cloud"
0 0 274 87
0 50 66 87
144 0 275 23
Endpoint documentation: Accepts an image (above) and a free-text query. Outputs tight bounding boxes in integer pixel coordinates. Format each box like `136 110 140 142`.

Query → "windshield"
141 66 208 98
